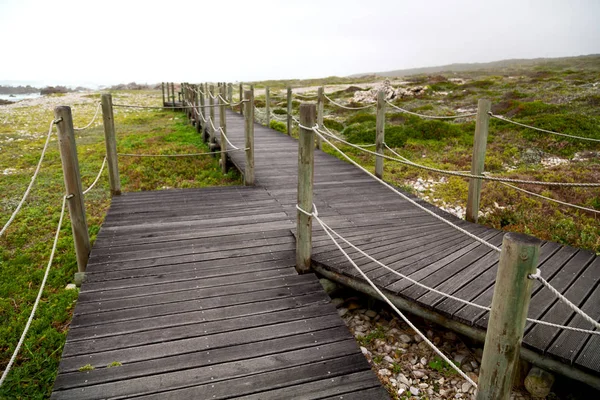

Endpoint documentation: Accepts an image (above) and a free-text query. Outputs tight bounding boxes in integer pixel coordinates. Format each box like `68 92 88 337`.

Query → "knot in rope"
528 268 542 280
296 203 318 217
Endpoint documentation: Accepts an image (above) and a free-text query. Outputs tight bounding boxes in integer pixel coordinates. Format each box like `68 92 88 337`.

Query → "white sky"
1 0 599 87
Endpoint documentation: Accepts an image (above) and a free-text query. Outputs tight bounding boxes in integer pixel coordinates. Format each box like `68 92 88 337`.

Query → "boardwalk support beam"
244 89 255 185
100 94 121 196
375 90 386 179
466 98 491 223
296 103 316 274
239 83 243 115
220 85 228 174
209 84 216 144
54 106 91 273
477 232 541 400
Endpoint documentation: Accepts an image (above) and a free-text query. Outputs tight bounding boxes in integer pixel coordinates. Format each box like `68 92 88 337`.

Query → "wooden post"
199 84 205 136
296 103 316 274
466 98 491 223
239 83 243 115
244 90 255 185
170 82 175 105
227 83 233 109
54 106 91 273
375 90 386 179
161 82 165 105
265 86 270 128
287 86 292 136
316 86 324 149
477 232 541 400
194 84 200 127
209 84 216 144
100 94 121 196
165 82 170 106
220 85 228 174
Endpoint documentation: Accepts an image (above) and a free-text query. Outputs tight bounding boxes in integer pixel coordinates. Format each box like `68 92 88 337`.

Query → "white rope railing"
219 127 246 151
386 100 477 119
1 119 56 238
270 112 288 121
296 203 478 387
82 157 107 195
0 195 67 387
305 207 599 335
294 93 317 100
490 113 600 142
74 102 102 131
319 129 600 187
499 182 600 215
324 94 374 110
304 124 502 252
529 270 600 331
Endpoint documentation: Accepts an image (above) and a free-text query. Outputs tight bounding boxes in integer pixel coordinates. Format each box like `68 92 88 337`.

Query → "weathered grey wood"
244 89 255 185
161 82 165 105
466 98 491 223
316 86 324 149
165 82 170 106
239 83 244 115
477 232 541 400
220 85 228 174
287 86 292 136
227 83 233 109
297 103 316 274
375 90 385 178
209 84 216 144
199 84 206 136
265 86 271 128
170 82 175 105
54 106 91 273
100 94 121 196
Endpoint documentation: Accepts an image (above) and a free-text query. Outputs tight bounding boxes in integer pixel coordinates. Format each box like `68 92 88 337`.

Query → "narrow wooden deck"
216 108 600 380
51 187 388 399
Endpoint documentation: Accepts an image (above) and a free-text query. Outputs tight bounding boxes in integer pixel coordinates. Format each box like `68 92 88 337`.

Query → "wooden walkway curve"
51 100 600 397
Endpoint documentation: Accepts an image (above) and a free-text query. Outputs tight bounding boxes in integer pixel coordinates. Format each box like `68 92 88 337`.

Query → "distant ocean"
0 93 41 102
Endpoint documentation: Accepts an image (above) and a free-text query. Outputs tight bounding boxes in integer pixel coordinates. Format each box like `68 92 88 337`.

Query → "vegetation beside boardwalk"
253 55 600 253
0 91 240 398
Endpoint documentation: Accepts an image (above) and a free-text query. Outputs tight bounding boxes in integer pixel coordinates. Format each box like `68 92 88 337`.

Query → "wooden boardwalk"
51 187 388 398
216 108 600 382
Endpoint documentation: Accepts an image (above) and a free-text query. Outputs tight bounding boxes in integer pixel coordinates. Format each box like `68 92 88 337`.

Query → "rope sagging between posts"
82 157 107 195
295 203 478 387
324 93 374 110
385 100 478 119
74 102 102 131
318 128 600 188
0 195 67 387
489 113 600 142
0 119 56 238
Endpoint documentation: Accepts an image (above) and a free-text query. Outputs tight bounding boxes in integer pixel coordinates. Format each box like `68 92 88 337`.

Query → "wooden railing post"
170 82 175 105
244 90 255 185
265 86 270 128
287 86 292 136
100 94 121 196
296 103 316 274
316 86 324 149
165 82 170 106
209 84 216 144
161 82 165 105
227 83 233 109
375 90 386 179
239 83 243 115
220 85 228 174
54 106 91 273
466 98 491 223
199 84 205 136
477 232 541 400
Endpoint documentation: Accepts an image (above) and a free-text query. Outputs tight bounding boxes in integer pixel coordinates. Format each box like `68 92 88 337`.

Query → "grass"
0 90 241 398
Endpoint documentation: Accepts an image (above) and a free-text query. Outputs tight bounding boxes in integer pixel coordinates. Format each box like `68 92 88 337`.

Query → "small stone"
461 382 472 393
412 370 425 379
420 357 427 366
418 383 429 389
467 372 478 384
65 283 77 290
461 364 473 372
414 334 423 343
444 332 458 341
397 374 410 386
383 355 394 364
360 346 371 357
365 309 377 318
470 360 478 368
399 334 412 343
410 386 420 396
397 388 405 396
455 393 463 399
337 307 349 317
454 353 468 366
378 368 391 377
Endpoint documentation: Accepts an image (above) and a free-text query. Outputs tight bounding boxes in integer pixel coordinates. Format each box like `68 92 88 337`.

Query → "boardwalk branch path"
52 103 600 397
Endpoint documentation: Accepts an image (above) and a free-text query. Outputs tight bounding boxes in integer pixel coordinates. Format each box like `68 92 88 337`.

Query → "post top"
503 232 542 247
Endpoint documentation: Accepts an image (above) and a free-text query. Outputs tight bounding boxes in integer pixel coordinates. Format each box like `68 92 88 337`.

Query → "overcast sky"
1 0 599 87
